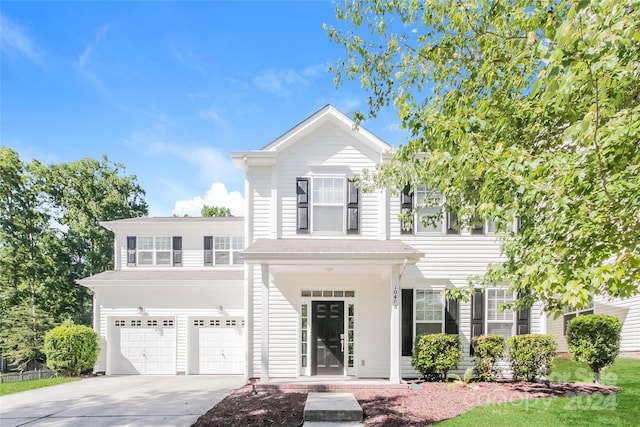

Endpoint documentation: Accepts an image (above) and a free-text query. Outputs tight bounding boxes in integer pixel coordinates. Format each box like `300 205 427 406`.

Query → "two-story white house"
230 105 545 384
81 105 638 380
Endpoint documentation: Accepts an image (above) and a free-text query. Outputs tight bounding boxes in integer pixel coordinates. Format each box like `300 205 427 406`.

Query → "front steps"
303 392 364 425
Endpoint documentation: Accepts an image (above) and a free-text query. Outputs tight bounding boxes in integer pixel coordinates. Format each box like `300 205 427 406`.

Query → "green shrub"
566 314 622 384
507 334 556 382
412 333 461 381
44 320 99 376
473 334 506 381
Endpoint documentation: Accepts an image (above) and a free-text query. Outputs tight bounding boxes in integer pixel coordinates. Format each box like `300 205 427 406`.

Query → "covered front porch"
243 239 422 384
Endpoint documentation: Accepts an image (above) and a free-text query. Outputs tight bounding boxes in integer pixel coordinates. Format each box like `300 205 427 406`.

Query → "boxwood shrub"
473 334 506 381
566 314 622 384
44 320 99 376
412 333 461 381
507 334 556 382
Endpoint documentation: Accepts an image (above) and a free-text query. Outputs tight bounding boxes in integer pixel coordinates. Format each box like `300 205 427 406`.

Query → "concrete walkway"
0 375 244 427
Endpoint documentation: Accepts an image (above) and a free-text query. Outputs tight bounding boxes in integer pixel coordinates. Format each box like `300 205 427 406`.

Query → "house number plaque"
392 281 400 307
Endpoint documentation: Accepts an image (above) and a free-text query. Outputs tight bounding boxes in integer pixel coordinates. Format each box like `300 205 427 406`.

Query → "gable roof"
231 105 393 168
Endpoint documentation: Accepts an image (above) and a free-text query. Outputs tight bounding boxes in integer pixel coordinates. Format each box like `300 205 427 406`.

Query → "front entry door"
312 301 344 375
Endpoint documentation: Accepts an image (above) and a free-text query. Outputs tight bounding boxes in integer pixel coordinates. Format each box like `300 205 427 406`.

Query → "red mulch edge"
191 380 620 427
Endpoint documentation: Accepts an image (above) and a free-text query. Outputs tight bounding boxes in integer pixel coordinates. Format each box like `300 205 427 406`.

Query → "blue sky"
1 1 405 216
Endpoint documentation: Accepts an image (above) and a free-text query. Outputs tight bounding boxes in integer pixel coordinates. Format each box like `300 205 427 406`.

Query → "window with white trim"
214 236 244 265
137 237 172 266
415 187 444 233
415 289 444 335
312 177 345 233
563 299 594 335
486 288 515 338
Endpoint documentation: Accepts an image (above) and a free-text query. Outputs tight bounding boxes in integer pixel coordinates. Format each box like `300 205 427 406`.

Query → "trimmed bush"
507 334 556 382
44 320 99 376
473 334 506 381
412 333 461 381
566 314 622 384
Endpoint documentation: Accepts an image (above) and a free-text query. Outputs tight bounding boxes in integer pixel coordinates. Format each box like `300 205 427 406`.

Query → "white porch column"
261 264 270 383
390 265 401 384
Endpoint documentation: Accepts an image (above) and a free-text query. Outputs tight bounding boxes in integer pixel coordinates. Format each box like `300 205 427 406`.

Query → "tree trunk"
594 370 600 384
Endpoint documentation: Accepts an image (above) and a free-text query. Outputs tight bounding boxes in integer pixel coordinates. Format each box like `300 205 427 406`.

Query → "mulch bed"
192 380 619 427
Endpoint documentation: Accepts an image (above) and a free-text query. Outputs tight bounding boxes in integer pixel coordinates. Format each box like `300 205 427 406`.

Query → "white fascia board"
230 151 277 169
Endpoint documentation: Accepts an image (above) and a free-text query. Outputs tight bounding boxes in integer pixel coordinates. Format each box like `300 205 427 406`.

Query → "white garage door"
111 317 176 375
190 317 244 374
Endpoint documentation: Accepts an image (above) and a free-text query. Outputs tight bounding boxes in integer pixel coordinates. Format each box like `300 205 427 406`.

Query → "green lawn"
437 358 640 426
0 376 81 396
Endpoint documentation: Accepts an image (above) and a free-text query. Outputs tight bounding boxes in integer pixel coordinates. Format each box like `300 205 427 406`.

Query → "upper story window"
204 236 244 266
401 184 493 235
296 177 359 235
127 236 182 267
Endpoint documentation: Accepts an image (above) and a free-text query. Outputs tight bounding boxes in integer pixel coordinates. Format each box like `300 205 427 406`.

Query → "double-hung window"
415 187 444 233
312 177 345 233
415 290 444 335
296 176 359 235
486 288 515 337
137 237 172 266
213 236 244 265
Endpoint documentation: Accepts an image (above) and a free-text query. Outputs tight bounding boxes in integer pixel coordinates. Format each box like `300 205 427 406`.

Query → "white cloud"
173 182 244 217
0 13 43 65
77 24 110 68
125 128 238 185
253 68 309 96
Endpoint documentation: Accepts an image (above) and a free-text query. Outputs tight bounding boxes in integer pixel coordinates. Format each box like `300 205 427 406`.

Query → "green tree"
201 205 233 217
0 148 148 326
327 0 640 312
0 300 54 371
0 148 53 319
566 314 622 384
31 156 148 324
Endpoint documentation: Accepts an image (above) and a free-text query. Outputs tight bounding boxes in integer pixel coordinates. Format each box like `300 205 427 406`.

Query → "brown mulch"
192 380 619 427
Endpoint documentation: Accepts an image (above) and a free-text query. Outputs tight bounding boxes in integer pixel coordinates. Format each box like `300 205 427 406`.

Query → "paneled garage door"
190 317 244 374
110 317 176 375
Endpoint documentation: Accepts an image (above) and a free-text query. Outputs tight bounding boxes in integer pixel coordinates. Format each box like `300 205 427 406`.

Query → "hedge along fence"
0 369 57 383
412 333 461 381
507 334 557 382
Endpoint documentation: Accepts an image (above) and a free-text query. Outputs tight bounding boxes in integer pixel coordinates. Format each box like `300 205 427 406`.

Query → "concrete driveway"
0 375 244 427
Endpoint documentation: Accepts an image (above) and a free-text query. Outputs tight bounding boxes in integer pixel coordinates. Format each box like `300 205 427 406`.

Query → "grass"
436 357 640 426
0 376 81 396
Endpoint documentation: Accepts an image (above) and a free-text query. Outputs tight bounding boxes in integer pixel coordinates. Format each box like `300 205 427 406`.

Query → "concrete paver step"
304 392 363 422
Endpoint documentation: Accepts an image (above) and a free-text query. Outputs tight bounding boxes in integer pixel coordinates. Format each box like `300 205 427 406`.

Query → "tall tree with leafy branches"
0 148 148 326
201 205 233 217
327 0 640 313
